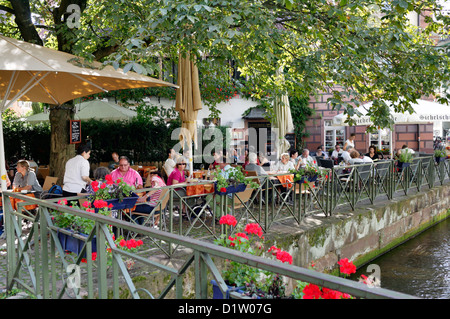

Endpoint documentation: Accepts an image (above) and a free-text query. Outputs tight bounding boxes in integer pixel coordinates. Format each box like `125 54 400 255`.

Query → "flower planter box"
397 162 411 170
94 192 139 212
435 157 446 163
57 230 97 256
210 280 245 299
214 182 246 195
296 175 318 184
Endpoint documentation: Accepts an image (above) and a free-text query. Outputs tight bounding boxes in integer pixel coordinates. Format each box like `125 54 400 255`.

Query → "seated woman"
13 160 43 196
85 166 111 194
167 157 194 212
272 153 295 172
366 145 383 161
133 170 166 226
348 150 364 165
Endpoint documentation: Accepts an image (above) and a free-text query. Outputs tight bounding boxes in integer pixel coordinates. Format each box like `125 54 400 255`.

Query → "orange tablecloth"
276 174 294 188
11 191 38 211
192 170 206 179
186 182 214 196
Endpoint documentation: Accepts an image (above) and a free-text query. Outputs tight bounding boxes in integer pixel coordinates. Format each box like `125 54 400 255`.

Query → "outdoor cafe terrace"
2 155 449 299
5 154 450 250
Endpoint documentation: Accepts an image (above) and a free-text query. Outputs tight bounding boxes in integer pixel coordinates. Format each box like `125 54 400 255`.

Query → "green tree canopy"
127 0 450 130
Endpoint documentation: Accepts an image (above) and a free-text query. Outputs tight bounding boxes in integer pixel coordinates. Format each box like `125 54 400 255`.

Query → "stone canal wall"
267 183 450 272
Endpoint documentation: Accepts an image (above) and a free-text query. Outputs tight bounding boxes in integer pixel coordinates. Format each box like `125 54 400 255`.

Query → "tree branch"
0 4 15 14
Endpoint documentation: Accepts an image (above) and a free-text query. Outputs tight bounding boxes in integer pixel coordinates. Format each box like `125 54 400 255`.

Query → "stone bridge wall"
267 184 450 272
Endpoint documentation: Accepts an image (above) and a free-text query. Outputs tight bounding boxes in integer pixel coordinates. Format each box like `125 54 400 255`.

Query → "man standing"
63 144 92 197
164 148 176 178
110 156 143 188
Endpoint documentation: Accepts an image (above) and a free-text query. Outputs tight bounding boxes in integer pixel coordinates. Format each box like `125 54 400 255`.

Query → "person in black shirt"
366 145 383 161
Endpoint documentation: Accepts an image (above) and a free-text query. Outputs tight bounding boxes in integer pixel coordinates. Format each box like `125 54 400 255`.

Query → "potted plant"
397 151 413 169
211 215 293 299
52 198 111 255
434 149 446 163
212 166 258 195
290 163 327 184
88 174 139 211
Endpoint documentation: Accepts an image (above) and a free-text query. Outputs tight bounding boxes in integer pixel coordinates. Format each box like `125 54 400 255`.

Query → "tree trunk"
49 103 75 185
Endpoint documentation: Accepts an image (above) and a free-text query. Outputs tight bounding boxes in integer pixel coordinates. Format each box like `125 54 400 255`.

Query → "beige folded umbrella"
272 67 295 156
175 52 203 175
0 35 177 190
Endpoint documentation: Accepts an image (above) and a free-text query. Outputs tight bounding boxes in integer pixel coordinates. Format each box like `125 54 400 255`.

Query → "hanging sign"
70 120 81 144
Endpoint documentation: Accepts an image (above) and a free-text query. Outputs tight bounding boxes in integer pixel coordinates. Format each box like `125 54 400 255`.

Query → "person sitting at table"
13 160 42 195
110 156 143 188
296 149 316 169
63 144 92 197
331 144 343 162
289 149 299 165
273 153 295 172
348 150 364 165
366 145 383 161
341 146 353 164
163 148 176 179
209 150 223 170
245 152 268 184
85 166 111 194
108 151 120 170
258 152 271 171
315 146 329 159
167 156 195 211
133 169 166 227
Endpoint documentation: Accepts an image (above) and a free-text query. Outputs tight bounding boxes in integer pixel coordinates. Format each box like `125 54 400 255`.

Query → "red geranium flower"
244 223 263 238
93 199 108 209
219 214 237 227
302 283 322 299
337 258 356 275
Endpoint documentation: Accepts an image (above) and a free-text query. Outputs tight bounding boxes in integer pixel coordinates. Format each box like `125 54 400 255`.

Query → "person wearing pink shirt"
110 156 143 188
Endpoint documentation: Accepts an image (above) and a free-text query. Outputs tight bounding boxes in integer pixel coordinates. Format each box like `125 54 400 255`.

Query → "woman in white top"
343 133 356 150
272 153 295 172
63 144 92 197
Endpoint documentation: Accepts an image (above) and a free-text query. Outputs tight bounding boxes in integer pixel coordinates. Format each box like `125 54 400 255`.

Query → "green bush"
2 109 181 165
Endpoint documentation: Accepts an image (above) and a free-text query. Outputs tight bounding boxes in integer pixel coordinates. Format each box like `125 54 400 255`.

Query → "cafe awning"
333 99 450 126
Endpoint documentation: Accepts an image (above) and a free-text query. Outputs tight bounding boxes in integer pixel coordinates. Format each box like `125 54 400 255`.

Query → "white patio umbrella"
0 35 178 190
25 100 137 124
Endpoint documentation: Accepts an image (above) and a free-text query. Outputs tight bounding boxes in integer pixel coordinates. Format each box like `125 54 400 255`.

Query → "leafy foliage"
135 0 450 130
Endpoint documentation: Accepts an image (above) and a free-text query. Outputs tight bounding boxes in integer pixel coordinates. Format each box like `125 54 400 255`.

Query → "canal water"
352 217 450 299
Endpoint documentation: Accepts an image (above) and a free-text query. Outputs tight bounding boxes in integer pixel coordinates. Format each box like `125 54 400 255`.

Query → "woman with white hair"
13 160 43 193
271 153 295 172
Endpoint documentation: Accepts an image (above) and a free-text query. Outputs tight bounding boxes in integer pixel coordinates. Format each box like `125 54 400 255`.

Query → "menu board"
70 120 81 144
285 133 296 150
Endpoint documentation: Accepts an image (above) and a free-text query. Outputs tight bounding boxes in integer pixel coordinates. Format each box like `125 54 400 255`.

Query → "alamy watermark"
170 127 289 164
66 4 81 29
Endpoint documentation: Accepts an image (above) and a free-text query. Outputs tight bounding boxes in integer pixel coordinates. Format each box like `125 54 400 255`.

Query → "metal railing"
3 156 448 299
2 191 418 299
